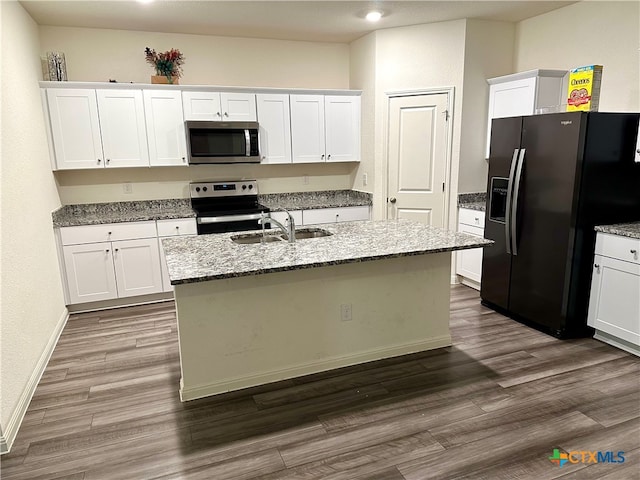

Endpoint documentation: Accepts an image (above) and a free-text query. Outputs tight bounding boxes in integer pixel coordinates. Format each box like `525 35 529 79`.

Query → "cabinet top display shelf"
486 69 567 85
39 81 362 96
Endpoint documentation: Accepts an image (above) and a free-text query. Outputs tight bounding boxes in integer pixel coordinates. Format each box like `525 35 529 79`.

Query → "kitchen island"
162 220 492 401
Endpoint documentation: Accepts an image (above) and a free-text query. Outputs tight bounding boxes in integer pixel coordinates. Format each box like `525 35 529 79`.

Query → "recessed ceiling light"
366 11 382 22
137 0 154 4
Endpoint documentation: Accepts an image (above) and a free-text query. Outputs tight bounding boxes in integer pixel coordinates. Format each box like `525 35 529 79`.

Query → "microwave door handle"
511 148 526 256
505 148 519 255
244 129 251 157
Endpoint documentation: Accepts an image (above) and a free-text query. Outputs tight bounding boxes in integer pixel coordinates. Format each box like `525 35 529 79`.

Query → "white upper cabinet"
47 88 104 170
290 94 361 163
256 94 292 164
324 95 361 162
486 69 566 158
96 89 149 168
143 90 188 166
290 94 326 163
182 91 257 121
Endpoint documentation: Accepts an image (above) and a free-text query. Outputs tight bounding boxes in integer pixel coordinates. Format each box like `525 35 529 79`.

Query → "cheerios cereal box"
566 65 603 112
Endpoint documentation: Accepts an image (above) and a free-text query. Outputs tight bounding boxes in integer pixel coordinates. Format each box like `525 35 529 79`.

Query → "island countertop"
162 219 493 285
594 222 640 240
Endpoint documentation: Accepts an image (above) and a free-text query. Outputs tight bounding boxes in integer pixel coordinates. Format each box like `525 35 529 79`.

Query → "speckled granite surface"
162 219 493 285
458 192 486 212
595 222 640 240
259 190 372 210
52 199 195 227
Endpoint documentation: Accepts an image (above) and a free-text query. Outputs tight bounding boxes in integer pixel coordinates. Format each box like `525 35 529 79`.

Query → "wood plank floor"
2 285 639 479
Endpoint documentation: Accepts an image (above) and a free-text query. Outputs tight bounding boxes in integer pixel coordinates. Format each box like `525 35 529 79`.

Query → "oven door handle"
197 213 266 224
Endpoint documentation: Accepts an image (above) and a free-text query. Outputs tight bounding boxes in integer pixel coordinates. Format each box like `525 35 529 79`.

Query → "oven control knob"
242 185 247 190
195 187 201 192
203 186 208 192
248 184 254 190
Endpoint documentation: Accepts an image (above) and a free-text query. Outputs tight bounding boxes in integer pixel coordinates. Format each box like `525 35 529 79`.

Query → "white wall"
40 26 354 204
0 1 67 452
458 20 515 193
515 1 639 112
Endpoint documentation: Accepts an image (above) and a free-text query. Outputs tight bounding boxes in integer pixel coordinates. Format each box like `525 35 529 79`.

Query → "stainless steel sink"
293 228 333 239
231 233 284 244
231 228 332 244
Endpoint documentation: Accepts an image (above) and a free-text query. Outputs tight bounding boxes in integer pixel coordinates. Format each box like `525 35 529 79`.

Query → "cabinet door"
456 223 484 285
256 94 292 164
221 93 257 121
182 91 222 120
63 242 117 304
486 77 536 158
47 89 104 170
112 238 163 298
325 96 360 162
96 89 149 167
588 255 640 345
144 90 188 166
290 95 325 163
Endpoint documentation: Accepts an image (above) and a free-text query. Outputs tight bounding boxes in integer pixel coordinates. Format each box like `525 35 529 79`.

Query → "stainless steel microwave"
185 121 260 164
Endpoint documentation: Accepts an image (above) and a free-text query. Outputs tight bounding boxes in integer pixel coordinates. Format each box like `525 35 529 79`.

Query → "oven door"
196 212 270 234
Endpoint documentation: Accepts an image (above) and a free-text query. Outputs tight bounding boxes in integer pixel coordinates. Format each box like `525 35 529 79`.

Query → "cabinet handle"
97 159 101 164
632 249 638 260
182 157 186 162
224 112 229 117
106 159 110 164
336 214 340 222
328 154 331 160
594 264 600 273
216 112 221 117
175 226 180 231
108 231 112 235
105 249 109 253
321 154 325 160
389 197 397 204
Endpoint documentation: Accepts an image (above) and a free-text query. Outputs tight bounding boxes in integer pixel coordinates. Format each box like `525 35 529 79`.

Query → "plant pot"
151 75 179 85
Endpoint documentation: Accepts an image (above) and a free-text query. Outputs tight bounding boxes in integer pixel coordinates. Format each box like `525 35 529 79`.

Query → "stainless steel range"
190 180 270 235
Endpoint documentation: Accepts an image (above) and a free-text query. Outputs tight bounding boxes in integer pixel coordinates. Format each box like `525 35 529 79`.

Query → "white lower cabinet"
157 218 197 292
59 221 164 305
63 242 118 304
588 233 640 353
302 206 370 225
455 208 485 289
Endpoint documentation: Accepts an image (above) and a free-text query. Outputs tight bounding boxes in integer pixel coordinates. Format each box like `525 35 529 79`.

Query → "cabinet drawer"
458 209 485 228
595 233 640 265
303 206 370 225
157 218 197 237
60 221 158 245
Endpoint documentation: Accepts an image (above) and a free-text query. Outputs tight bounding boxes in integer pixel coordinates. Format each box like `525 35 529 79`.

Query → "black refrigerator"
481 111 640 338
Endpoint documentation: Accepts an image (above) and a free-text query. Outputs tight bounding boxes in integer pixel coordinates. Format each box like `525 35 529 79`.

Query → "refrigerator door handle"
505 148 520 255
511 148 526 256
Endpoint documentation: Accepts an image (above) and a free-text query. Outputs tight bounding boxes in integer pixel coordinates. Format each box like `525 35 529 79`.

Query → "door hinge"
444 109 450 121
442 182 445 192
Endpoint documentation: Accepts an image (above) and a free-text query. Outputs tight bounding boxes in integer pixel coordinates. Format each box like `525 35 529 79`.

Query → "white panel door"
221 93 257 121
182 91 222 120
256 94 292 164
144 90 187 166
96 89 149 167
387 93 449 227
325 95 360 162
588 255 640 345
63 242 117 304
112 238 163 298
47 88 104 170
290 95 325 163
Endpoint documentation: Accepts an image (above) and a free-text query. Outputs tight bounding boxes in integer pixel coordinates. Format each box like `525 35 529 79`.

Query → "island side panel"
174 252 452 401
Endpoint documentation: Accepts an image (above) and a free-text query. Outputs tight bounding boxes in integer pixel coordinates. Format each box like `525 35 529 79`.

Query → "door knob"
389 197 397 204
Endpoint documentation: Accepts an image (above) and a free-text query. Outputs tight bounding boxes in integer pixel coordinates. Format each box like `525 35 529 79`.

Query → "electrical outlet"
303 175 309 185
363 173 368 186
340 303 352 321
123 182 133 194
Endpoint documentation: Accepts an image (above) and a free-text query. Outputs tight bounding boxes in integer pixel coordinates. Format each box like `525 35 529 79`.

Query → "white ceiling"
20 0 576 43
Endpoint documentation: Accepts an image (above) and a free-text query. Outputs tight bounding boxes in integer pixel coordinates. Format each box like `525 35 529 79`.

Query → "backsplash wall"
55 163 357 205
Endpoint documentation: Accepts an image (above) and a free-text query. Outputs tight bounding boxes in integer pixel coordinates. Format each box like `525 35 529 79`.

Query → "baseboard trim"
180 335 452 402
594 331 640 357
0 308 69 455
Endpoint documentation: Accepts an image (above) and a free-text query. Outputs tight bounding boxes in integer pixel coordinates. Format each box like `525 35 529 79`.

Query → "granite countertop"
594 222 640 240
52 199 195 228
162 219 493 285
458 192 486 212
259 190 372 210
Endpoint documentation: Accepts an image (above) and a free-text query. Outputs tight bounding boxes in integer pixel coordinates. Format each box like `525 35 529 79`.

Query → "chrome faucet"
260 210 296 243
